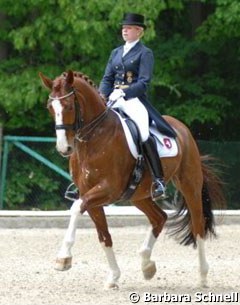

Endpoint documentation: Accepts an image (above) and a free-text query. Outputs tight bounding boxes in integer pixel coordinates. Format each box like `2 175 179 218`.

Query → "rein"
75 109 108 142
49 89 108 140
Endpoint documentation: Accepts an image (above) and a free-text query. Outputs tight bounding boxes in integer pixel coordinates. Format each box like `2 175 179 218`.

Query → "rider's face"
122 25 143 43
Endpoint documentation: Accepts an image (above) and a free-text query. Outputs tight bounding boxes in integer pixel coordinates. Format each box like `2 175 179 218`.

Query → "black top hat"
121 13 146 29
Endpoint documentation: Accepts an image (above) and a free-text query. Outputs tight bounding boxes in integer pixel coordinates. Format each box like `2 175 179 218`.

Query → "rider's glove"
109 89 125 102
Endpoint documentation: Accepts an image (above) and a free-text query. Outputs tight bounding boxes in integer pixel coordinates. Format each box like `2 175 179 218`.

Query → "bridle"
48 90 84 131
48 89 108 140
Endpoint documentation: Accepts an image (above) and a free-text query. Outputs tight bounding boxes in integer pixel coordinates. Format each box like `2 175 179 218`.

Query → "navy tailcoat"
99 42 176 138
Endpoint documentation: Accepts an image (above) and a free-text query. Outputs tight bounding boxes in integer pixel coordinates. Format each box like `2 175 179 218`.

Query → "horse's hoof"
54 257 72 271
104 282 119 290
142 260 156 280
201 282 209 288
200 277 209 288
200 269 209 287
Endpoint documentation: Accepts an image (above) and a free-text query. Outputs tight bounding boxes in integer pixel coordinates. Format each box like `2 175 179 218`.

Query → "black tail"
167 155 226 247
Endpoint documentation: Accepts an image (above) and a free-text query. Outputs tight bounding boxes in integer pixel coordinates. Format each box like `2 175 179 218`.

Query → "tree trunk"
189 1 203 37
0 12 7 60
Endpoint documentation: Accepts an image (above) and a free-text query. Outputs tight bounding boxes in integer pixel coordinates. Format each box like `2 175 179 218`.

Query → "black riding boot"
143 136 166 201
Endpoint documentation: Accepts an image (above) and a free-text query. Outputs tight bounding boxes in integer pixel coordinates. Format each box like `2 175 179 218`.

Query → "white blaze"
52 99 69 153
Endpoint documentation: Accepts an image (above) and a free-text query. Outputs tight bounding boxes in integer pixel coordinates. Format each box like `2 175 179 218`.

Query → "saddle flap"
150 127 178 158
112 109 178 159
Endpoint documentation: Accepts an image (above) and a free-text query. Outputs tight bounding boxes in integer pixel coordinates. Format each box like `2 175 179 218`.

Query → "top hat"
121 13 146 29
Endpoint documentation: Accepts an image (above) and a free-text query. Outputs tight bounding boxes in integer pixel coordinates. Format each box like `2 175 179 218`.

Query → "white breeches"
112 97 149 141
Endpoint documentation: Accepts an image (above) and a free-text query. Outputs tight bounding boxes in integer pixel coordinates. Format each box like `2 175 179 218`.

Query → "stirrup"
64 183 79 201
151 180 166 201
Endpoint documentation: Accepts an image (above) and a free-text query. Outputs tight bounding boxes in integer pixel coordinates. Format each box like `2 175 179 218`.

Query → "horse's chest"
75 157 103 184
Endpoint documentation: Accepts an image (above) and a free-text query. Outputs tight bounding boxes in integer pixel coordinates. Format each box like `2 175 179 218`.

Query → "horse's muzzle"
57 145 74 157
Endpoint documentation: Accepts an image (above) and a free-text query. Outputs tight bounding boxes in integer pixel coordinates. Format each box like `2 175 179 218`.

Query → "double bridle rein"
48 89 108 141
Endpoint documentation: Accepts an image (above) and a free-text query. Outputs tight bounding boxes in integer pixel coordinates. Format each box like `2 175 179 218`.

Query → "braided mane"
62 71 97 89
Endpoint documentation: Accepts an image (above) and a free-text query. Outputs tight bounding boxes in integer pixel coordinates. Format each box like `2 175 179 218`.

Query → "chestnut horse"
39 70 225 289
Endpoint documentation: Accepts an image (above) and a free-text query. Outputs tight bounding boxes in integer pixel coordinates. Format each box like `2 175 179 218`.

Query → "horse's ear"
65 70 74 87
39 72 53 90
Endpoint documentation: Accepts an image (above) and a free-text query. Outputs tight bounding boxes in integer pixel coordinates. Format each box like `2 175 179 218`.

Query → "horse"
39 70 226 289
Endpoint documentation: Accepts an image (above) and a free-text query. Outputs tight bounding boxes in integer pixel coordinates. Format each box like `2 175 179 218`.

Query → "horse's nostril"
67 146 72 152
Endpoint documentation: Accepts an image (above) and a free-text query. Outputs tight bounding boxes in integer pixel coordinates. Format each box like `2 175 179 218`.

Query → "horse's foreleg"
101 243 121 289
134 199 167 280
55 199 81 271
87 206 120 289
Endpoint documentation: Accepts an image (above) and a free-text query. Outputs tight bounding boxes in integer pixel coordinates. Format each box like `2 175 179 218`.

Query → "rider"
99 13 176 201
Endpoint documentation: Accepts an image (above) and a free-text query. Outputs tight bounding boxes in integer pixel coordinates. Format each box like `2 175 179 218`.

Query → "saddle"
113 109 178 160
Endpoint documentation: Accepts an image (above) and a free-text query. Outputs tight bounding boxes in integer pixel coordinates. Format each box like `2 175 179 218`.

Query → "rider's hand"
109 89 125 102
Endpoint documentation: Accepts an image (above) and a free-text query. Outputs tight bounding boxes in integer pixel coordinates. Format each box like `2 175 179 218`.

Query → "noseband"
48 89 108 140
49 90 84 131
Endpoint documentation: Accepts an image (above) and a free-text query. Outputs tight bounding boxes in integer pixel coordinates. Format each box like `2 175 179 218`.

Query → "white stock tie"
123 45 131 57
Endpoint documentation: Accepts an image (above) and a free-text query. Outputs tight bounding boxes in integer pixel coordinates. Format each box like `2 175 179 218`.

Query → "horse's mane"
61 71 106 103
62 71 97 90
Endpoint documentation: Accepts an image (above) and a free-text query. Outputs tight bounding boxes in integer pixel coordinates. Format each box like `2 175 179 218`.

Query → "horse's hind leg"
133 198 167 280
176 178 209 287
196 235 209 287
55 199 82 271
191 199 209 287
189 198 209 287
87 206 121 289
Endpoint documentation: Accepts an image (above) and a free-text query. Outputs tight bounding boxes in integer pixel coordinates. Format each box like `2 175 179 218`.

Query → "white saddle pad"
113 110 178 159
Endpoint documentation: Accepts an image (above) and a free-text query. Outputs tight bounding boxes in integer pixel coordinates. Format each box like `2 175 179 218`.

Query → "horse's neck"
76 84 105 124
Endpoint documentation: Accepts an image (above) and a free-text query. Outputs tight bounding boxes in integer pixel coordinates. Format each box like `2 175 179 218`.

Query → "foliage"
0 0 239 139
150 0 240 140
4 142 69 210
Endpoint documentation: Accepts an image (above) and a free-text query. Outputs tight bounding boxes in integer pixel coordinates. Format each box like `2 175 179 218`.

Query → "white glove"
109 89 125 102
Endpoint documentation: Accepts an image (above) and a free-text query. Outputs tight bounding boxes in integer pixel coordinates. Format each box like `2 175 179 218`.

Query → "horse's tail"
200 155 227 235
167 155 226 247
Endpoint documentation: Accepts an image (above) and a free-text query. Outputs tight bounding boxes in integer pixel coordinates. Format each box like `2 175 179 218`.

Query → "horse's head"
39 70 82 156
40 70 106 156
